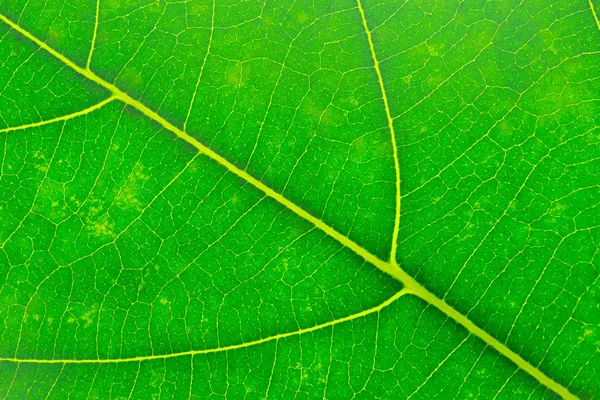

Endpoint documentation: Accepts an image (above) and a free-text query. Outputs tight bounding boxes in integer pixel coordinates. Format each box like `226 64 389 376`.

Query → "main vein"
0 12 579 400
589 0 600 29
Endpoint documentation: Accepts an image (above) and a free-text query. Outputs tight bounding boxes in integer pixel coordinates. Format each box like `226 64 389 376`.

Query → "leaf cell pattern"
0 0 598 399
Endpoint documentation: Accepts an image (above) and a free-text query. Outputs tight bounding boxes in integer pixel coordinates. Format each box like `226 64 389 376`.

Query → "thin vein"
0 12 581 400
0 12 406 281
402 285 579 400
184 0 215 131
407 333 471 399
356 0 402 263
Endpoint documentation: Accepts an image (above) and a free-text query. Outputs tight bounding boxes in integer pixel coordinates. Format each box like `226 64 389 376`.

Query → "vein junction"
0 11 579 400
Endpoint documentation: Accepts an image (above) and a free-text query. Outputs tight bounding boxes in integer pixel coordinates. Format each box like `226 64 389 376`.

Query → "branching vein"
0 11 581 400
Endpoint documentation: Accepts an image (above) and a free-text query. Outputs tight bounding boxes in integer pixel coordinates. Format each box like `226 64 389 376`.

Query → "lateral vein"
0 96 115 134
0 290 409 364
356 0 402 263
0 11 580 400
0 11 406 283
87 0 101 69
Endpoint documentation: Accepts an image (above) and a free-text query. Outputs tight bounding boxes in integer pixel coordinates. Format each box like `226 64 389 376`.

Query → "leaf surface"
0 0 598 398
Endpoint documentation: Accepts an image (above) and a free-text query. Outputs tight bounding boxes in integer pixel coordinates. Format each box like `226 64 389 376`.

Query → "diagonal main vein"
0 12 579 400
589 0 600 30
0 12 405 283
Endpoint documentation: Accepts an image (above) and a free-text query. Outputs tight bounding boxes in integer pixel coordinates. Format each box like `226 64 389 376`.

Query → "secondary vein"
87 0 101 69
0 290 409 364
0 96 115 134
0 11 580 400
356 0 402 264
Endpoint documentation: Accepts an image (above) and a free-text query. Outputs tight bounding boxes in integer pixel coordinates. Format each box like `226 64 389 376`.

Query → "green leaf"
0 0 598 398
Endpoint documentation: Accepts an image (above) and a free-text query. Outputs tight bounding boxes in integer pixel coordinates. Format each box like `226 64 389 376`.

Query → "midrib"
590 0 600 30
0 11 579 400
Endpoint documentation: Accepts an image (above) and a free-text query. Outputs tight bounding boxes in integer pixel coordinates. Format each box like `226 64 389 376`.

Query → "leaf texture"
0 0 598 399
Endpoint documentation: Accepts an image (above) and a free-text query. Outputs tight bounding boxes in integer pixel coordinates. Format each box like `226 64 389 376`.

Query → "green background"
0 0 598 398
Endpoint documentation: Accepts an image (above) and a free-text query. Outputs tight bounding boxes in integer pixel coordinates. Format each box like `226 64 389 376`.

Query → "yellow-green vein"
0 11 580 400
0 290 409 364
589 0 600 29
0 96 115 134
356 0 402 263
87 0 101 69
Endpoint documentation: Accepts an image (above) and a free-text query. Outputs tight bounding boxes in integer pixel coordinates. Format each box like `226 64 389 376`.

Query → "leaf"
0 0 598 398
